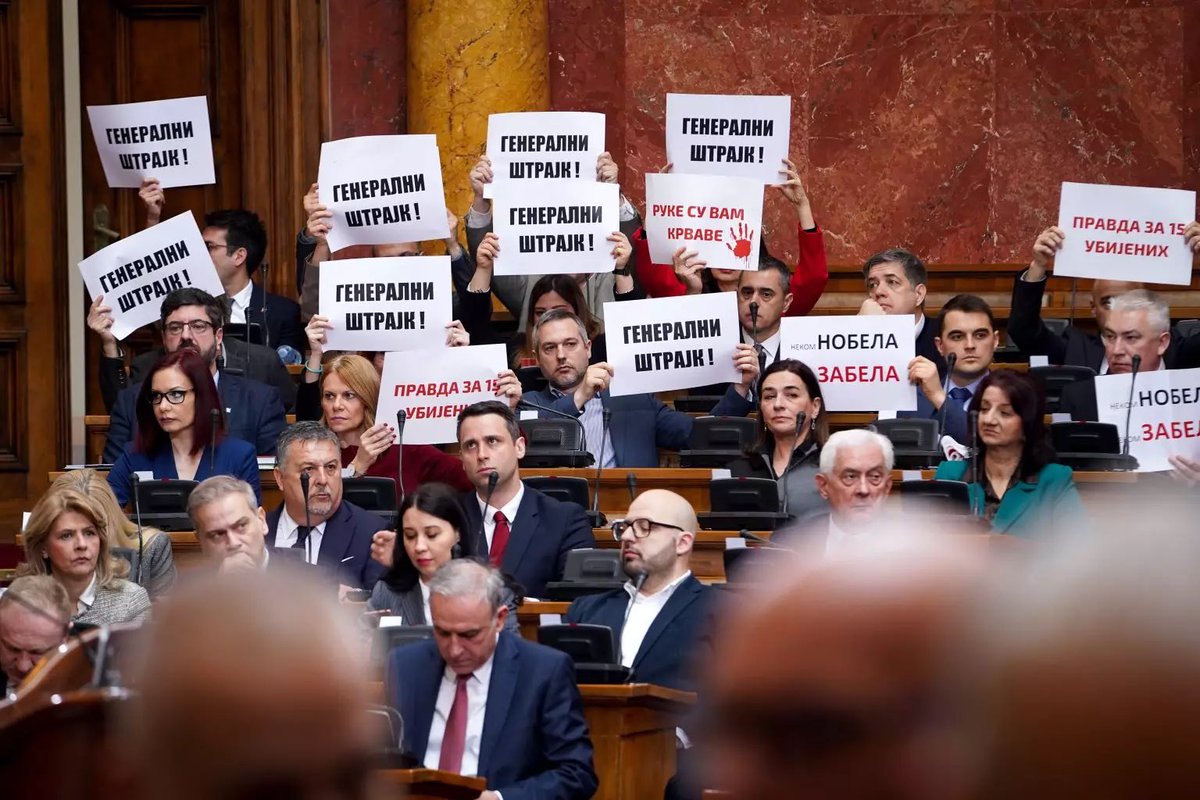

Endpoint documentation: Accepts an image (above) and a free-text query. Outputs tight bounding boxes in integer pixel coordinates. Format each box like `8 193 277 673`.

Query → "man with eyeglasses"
1008 221 1200 371
100 288 288 463
565 489 711 691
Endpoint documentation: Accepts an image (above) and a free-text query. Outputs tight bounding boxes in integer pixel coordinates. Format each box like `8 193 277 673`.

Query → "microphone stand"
395 409 407 507
1122 354 1142 457
300 471 312 564
936 353 958 445
130 473 144 584
778 412 807 519
617 571 647 682
967 410 980 517
478 471 499 555
626 472 637 503
259 261 271 350
749 301 760 346
209 408 221 475
591 408 611 525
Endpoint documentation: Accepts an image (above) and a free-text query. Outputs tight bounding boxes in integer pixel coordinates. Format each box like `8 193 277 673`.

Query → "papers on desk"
257 457 276 470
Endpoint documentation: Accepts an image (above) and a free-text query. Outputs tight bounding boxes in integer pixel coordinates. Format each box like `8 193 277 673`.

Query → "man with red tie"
455 401 593 598
387 559 598 799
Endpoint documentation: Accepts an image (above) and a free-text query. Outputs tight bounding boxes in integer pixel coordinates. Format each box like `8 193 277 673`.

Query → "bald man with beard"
130 571 382 800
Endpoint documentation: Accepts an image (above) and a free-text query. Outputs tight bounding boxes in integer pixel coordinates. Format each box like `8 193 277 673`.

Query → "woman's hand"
349 421 394 475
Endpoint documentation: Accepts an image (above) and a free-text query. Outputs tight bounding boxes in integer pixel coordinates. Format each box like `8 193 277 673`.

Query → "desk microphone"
592 408 610 520
300 471 313 564
395 409 407 506
478 471 499 554
130 473 145 585
209 408 221 474
626 472 637 502
617 570 647 680
739 528 793 552
749 301 760 343
778 412 807 519
936 353 958 445
516 398 592 465
1122 354 1142 457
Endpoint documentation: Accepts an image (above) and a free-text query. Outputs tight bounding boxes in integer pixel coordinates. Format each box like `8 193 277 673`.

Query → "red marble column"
326 0 407 139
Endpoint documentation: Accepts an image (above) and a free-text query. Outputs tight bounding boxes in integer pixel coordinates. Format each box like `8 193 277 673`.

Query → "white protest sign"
604 292 740 396
666 93 791 184
780 315 917 411
318 256 451 352
375 344 508 445
645 172 764 271
484 111 606 199
86 96 215 188
1055 182 1197 285
79 211 223 340
318 135 449 252
492 180 619 276
1095 367 1200 472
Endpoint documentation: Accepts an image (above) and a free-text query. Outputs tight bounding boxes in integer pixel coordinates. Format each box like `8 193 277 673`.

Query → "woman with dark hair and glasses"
367 482 518 630
934 369 1084 536
106 350 260 507
728 359 830 523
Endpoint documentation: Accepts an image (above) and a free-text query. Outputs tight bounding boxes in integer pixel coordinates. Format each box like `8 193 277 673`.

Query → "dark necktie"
438 673 472 773
489 511 510 567
949 386 973 408
755 343 767 375
292 525 312 550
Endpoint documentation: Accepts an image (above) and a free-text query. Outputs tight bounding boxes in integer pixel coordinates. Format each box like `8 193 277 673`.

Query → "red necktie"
438 673 472 773
489 510 510 567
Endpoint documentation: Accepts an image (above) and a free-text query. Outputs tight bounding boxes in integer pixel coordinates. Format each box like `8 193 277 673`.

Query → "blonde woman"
18 484 151 626
52 469 177 599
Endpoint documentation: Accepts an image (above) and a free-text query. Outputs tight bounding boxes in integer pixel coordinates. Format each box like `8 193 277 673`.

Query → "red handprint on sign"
725 222 754 268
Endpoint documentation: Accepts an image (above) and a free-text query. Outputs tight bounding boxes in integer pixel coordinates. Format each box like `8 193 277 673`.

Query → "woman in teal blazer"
934 370 1084 537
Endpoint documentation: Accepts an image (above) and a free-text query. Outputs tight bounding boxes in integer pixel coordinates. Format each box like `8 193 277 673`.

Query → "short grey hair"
187 475 258 522
820 429 895 475
0 574 72 627
531 308 590 351
275 421 340 469
428 559 504 613
1110 289 1170 335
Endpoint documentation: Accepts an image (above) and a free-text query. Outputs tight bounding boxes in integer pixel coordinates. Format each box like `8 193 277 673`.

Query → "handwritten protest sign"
375 344 508 445
491 180 619 276
484 112 605 199
79 211 222 340
666 93 791 184
1055 182 1197 285
1095 367 1200 472
86 96 215 188
318 256 451 352
604 292 740 396
780 316 916 411
318 135 449 252
645 172 764 271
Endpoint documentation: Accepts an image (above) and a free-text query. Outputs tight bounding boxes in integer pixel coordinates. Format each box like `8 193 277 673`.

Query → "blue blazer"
107 437 259 507
523 385 753 468
387 632 597 800
934 460 1086 538
265 499 387 589
898 387 971 443
459 486 594 597
103 373 286 463
564 573 711 691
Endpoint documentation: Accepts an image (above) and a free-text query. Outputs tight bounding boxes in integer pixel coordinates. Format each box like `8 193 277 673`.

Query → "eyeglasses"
149 389 192 406
164 320 214 336
610 518 685 541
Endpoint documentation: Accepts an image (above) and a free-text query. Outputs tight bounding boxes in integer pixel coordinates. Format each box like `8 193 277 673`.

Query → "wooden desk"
377 769 485 799
584 683 695 800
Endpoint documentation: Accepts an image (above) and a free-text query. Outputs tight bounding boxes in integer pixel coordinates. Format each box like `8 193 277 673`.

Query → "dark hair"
456 400 522 443
204 209 268 274
862 248 927 291
526 275 601 340
134 349 224 456
159 288 228 330
275 421 341 470
969 370 1053 481
739 256 792 295
751 359 829 451
382 482 475 593
937 293 995 335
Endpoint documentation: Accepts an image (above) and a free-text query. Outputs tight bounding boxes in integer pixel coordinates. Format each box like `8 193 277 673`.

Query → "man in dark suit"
456 401 593 596
387 560 597 799
859 247 946 376
101 289 287 462
565 489 711 691
264 422 388 589
516 310 758 468
188 475 304 574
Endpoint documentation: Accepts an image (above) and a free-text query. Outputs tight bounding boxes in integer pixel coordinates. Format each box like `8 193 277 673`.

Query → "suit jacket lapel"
460 493 487 558
632 577 701 671
265 506 283 548
150 447 179 480
317 502 354 566
994 482 1039 532
407 645 445 760
400 586 426 625
500 489 538 574
478 633 519 774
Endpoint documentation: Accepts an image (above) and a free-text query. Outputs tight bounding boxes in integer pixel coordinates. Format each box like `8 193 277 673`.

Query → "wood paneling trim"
0 330 26 471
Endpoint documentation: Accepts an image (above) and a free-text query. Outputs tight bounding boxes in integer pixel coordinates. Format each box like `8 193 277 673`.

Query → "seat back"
1029 365 1096 412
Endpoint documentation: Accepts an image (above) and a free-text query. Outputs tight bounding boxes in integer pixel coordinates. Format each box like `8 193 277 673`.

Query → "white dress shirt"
914 314 925 339
274 507 327 566
619 570 692 668
424 647 496 777
478 482 524 552
744 330 782 369
550 388 616 468
227 279 254 325
75 574 98 617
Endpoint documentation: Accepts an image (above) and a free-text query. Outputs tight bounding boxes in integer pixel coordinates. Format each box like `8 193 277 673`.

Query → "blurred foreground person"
131 570 380 800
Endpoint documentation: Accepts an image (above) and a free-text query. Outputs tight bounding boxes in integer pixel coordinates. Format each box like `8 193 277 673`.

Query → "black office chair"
698 477 789 531
134 479 198 531
342 476 398 525
896 479 973 516
871 418 942 468
522 475 604 526
223 322 266 346
519 419 594 468
372 624 435 666
538 623 631 684
543 548 625 601
1003 318 1069 349
516 365 549 393
679 416 758 467
1050 421 1138 471
672 385 727 413
1176 319 1200 339
1029 365 1095 413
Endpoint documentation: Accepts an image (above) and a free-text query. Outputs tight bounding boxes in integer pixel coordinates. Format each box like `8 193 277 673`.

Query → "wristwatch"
613 265 631 277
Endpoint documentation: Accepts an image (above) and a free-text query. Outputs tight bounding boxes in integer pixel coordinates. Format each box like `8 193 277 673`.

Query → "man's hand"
859 298 886 316
775 158 815 229
350 422 395 476
574 362 614 409
303 182 321 216
444 320 470 347
139 178 165 226
370 530 397 569
1184 221 1200 254
469 154 493 211
87 294 121 357
219 551 261 574
1168 454 1200 488
732 343 760 397
596 151 619 184
1027 225 1065 281
306 204 332 242
476 792 501 800
495 369 523 410
672 247 706 295
608 231 632 271
908 356 945 410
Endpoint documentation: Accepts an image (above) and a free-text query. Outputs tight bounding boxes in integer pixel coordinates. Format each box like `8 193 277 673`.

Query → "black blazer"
916 314 947 377
564 573 712 691
266 500 387 589
245 282 305 354
102 372 286 463
458 485 594 597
